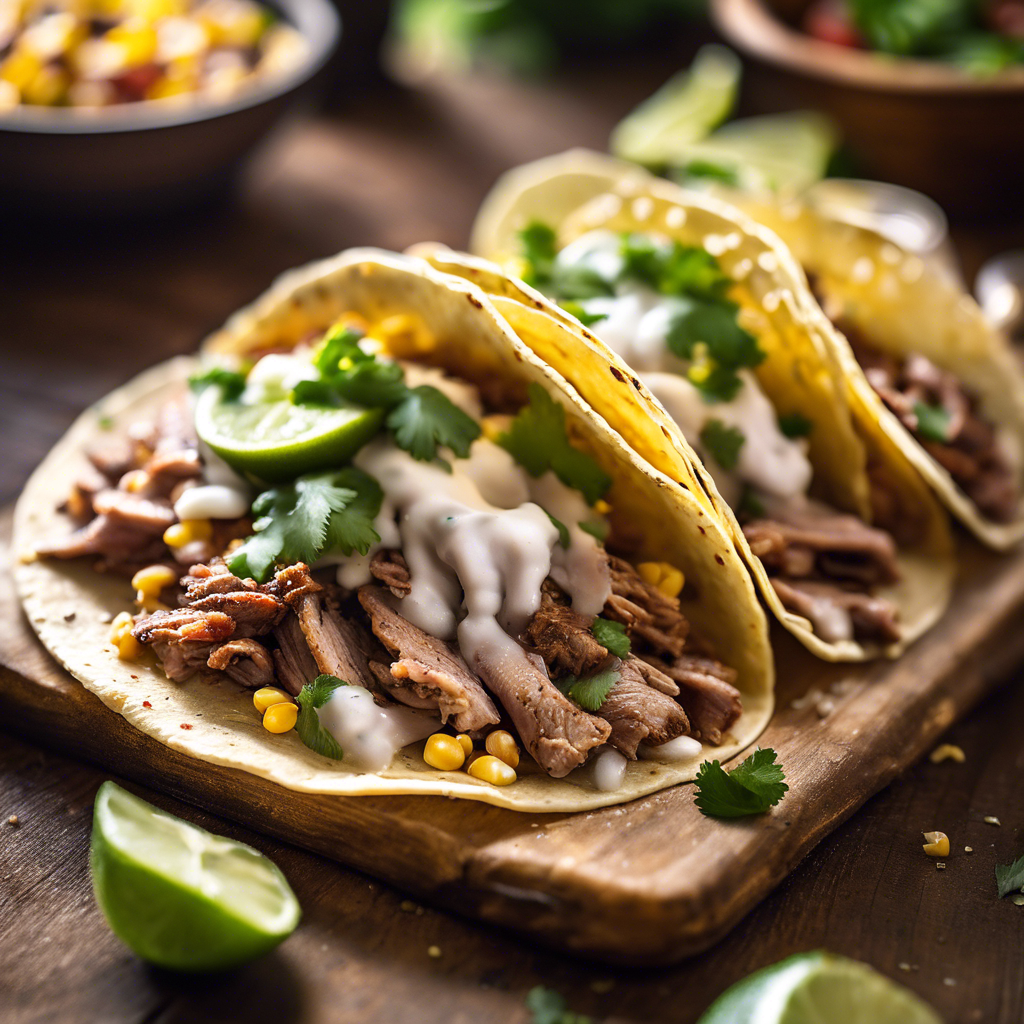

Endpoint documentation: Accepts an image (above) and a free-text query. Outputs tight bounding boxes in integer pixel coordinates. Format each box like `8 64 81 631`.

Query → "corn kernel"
110 611 142 660
922 831 950 858
253 686 292 714
637 561 685 597
423 733 465 772
131 564 178 598
122 470 150 493
0 49 42 91
467 754 516 787
163 519 211 548
455 733 473 756
373 314 431 353
481 415 513 442
593 499 612 516
262 701 298 733
929 744 965 764
105 21 157 65
136 592 170 613
0 79 18 110
485 729 519 769
146 74 194 101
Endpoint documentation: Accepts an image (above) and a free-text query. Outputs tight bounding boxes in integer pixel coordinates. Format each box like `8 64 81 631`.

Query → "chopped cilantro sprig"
700 419 745 470
295 324 481 463
189 366 247 401
913 401 953 444
296 674 347 761
555 668 620 712
619 234 733 301
497 383 611 505
996 851 1024 899
591 617 630 658
518 222 614 301
694 747 788 818
228 467 383 582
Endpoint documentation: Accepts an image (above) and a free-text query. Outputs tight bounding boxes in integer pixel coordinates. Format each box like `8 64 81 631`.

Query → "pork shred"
844 322 1018 523
742 502 902 646
522 557 742 752
36 393 224 573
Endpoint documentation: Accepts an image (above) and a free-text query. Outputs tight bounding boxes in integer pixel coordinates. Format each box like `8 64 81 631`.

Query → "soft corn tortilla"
459 159 955 661
14 249 773 812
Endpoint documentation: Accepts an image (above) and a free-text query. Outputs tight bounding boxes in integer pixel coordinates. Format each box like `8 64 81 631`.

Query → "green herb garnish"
778 412 813 438
555 668 620 712
694 747 788 819
591 617 630 658
996 851 1024 899
619 234 733 301
913 401 952 444
700 419 745 470
498 383 611 505
545 511 571 549
560 301 608 327
577 519 610 543
518 222 614 301
189 366 247 401
387 386 481 461
296 674 346 760
228 468 383 583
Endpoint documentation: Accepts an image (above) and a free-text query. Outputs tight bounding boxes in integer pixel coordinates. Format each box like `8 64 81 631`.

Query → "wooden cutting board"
3 504 1024 966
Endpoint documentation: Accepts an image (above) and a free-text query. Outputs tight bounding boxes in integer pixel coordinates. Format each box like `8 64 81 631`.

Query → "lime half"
90 782 301 971
195 383 384 483
610 45 741 166
698 951 944 1024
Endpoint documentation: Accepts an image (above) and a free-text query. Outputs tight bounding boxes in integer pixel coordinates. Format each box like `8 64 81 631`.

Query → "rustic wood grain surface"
2 48 1024 1023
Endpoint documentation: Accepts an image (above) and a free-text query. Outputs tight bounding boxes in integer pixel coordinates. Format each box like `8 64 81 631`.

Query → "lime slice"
610 45 741 166
195 383 384 482
698 951 944 1024
90 782 301 971
671 112 840 196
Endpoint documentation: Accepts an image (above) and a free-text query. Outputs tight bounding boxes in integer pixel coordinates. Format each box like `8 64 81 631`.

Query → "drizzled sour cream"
555 230 813 507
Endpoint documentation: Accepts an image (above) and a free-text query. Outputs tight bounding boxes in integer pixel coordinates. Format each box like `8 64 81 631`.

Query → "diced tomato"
803 0 863 48
112 63 162 103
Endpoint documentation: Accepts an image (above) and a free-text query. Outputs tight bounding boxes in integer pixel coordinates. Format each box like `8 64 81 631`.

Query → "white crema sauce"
555 230 813 508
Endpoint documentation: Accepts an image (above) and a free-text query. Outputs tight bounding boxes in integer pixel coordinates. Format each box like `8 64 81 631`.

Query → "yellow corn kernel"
455 733 473 756
105 21 157 65
467 754 517 787
922 831 950 858
637 561 685 597
593 499 612 516
373 314 431 354
1 49 42 91
423 733 465 772
484 729 520 769
21 64 68 105
929 744 965 764
109 611 142 660
480 415 513 442
262 701 298 733
122 470 149 493
131 564 178 599
163 518 212 548
146 74 194 101
253 686 293 714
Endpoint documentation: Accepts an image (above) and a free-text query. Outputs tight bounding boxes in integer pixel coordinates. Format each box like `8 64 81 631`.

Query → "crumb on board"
929 744 965 764
944 978 957 987
1013 895 1024 907
898 962 911 972
7 815 19 827
984 816 1001 826
400 900 417 913
590 980 615 994
427 946 441 959
180 723 193 730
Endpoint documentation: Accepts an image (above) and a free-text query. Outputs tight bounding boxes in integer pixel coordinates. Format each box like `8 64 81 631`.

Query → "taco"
440 158 956 661
471 149 1024 550
14 248 774 812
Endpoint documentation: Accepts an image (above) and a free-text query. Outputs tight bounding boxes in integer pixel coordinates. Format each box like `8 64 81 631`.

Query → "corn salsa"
0 0 308 111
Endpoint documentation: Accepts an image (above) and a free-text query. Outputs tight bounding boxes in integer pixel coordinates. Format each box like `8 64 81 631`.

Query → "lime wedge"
90 782 301 971
195 383 384 482
698 951 944 1024
671 112 840 196
610 45 741 166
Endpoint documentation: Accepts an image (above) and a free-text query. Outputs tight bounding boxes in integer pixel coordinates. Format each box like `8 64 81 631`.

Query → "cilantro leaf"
591 617 630 658
578 519 609 543
914 401 952 444
619 234 732 301
778 412 813 438
560 301 608 327
313 324 366 376
497 384 611 505
556 668 620 712
291 379 344 407
700 419 745 471
309 324 409 409
295 674 347 761
228 469 383 582
996 852 1024 899
738 486 766 520
189 366 246 400
694 748 788 818
526 986 591 1024
519 222 558 287
387 385 481 461
666 298 763 368
545 511 570 549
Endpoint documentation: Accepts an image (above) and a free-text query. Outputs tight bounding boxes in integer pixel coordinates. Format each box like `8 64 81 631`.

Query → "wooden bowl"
0 0 340 218
711 0 1024 218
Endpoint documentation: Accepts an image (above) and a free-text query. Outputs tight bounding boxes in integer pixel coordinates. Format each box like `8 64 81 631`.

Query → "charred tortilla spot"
715 554 725 565
630 376 642 391
610 366 626 383
467 294 483 309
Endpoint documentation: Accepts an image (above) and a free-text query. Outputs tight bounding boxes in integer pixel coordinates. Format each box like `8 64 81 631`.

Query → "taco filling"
810 290 1020 526
32 319 743 787
515 224 905 646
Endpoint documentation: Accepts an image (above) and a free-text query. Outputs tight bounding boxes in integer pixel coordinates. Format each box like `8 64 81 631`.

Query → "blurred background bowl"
711 0 1024 219
0 0 340 218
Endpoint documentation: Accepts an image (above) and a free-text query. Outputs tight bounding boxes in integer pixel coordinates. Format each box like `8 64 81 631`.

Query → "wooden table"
3 53 1023 1024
